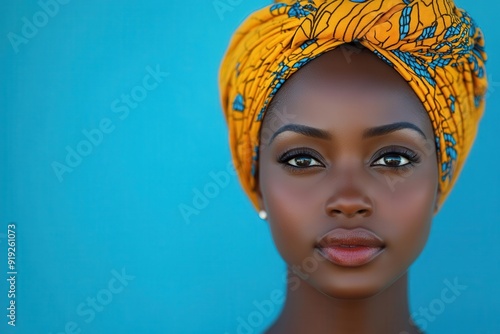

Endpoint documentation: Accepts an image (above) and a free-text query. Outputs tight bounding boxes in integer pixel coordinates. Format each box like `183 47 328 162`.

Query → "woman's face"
257 46 439 299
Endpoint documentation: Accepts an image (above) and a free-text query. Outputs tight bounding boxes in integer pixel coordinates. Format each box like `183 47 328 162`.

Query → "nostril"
358 209 371 217
330 208 370 217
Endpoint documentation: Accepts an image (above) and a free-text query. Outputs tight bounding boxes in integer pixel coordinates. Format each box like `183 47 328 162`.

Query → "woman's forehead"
274 47 413 97
264 47 431 132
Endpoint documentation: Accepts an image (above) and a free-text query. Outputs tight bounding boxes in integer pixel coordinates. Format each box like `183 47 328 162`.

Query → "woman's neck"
265 271 422 334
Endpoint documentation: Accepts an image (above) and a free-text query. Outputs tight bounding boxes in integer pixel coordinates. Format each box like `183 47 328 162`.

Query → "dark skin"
256 46 439 334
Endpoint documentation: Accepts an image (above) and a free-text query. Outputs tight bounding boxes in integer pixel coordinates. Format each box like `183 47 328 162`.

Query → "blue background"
1 1 498 333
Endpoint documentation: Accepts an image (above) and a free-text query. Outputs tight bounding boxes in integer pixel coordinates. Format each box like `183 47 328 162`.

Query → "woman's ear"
255 180 268 220
255 181 265 211
433 188 442 216
433 203 440 216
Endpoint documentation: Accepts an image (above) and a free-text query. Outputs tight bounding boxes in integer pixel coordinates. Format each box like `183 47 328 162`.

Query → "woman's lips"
315 228 386 267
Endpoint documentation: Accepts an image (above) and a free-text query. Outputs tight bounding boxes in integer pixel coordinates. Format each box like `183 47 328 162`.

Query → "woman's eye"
287 155 323 168
373 154 411 167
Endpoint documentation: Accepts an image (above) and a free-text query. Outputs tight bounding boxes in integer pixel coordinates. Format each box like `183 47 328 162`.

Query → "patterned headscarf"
219 0 487 210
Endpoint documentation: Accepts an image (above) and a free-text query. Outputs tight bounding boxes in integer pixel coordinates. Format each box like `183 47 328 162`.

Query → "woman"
219 0 487 333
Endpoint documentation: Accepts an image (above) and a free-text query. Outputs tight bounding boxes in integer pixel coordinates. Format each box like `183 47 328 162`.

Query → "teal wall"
1 1 498 333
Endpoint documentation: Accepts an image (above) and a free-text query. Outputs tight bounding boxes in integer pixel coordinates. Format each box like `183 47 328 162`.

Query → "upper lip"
316 227 385 248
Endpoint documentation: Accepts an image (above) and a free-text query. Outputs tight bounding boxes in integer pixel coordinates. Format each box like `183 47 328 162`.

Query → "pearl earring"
258 210 268 220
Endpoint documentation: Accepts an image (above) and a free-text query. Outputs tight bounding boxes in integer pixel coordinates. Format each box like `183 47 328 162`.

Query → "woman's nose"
326 197 372 218
324 171 374 218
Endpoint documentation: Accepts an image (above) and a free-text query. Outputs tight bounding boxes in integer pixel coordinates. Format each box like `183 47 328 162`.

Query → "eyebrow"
269 121 426 144
362 121 427 140
269 124 331 144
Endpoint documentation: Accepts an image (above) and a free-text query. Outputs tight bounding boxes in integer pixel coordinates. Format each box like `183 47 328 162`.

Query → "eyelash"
371 146 421 169
277 148 325 173
277 146 421 172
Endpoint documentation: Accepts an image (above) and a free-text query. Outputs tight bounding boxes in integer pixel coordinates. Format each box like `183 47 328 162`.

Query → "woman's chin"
305 274 400 300
317 284 384 300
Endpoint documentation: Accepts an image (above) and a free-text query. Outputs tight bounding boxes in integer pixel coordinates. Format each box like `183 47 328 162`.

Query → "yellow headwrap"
219 0 487 210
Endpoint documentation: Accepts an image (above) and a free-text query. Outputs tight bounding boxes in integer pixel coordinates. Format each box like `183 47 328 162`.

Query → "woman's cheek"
380 175 436 260
264 182 319 263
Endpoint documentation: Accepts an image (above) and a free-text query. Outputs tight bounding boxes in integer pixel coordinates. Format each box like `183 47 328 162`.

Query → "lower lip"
317 246 384 267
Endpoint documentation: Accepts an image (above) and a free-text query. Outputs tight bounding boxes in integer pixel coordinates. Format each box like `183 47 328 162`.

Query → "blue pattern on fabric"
372 49 394 66
392 50 436 86
233 94 245 112
251 145 259 177
417 22 437 41
270 3 287 15
293 56 315 68
444 24 461 39
429 57 452 69
288 1 317 19
399 6 412 39
300 38 318 50
271 2 318 18
449 95 456 113
474 95 482 108
441 133 458 182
